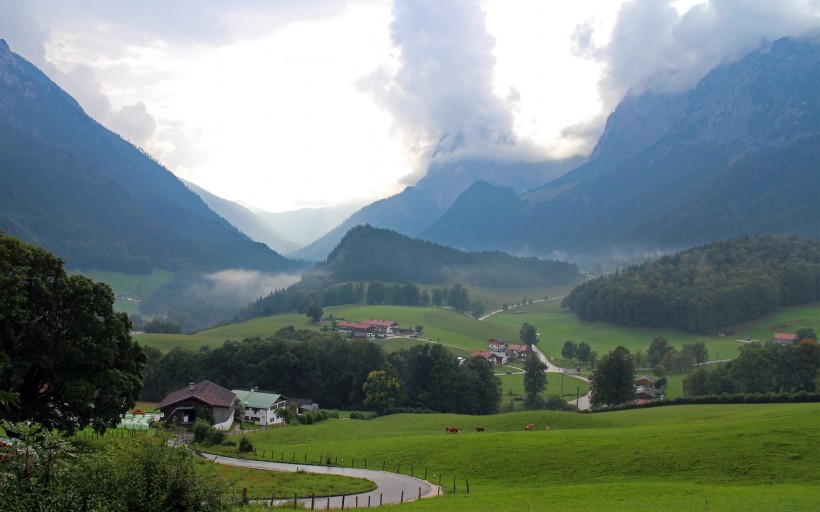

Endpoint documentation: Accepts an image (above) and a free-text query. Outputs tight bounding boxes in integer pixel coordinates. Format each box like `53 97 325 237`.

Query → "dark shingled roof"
158 380 237 410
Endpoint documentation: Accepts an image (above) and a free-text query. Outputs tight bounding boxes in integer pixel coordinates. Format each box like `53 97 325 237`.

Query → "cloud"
584 0 820 108
361 0 538 178
203 269 301 303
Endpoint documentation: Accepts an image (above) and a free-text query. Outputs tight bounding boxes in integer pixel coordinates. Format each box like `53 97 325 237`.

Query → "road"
200 453 440 509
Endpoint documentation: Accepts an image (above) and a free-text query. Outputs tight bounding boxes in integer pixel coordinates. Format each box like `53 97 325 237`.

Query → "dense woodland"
562 236 820 333
141 329 501 415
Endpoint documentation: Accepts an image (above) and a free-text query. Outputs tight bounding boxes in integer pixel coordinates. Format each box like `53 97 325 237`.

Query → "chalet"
361 319 399 334
635 385 659 403
506 344 531 361
634 376 656 388
233 388 288 427
770 333 799 345
471 350 506 365
337 320 374 333
488 338 509 351
158 381 237 430
289 398 319 413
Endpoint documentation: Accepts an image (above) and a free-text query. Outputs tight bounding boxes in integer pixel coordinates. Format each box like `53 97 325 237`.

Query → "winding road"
200 453 440 509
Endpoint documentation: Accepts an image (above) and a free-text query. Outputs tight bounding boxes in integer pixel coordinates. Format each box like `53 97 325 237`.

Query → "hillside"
422 36 820 261
307 224 582 289
562 235 820 333
0 39 298 275
289 157 582 262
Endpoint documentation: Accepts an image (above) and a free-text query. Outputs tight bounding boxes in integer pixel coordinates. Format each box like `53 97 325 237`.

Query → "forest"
562 235 820 333
141 329 501 415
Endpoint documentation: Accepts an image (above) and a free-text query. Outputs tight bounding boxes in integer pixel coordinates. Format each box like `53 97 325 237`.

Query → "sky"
1 0 818 213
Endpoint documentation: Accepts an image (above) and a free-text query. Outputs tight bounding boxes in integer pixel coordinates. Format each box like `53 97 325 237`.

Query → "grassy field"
76 268 176 316
200 403 820 511
202 461 376 499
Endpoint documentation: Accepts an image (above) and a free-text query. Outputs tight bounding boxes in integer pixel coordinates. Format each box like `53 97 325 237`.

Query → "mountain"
255 203 362 248
422 36 820 262
289 156 583 262
183 180 301 254
303 224 582 289
0 39 298 274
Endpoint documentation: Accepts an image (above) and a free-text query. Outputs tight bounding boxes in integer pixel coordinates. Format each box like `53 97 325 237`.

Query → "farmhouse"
471 350 506 365
635 385 659 403
337 320 374 333
233 388 288 427
289 398 319 413
634 376 656 388
361 319 399 334
158 380 237 430
770 332 799 345
506 344 531 360
488 337 509 351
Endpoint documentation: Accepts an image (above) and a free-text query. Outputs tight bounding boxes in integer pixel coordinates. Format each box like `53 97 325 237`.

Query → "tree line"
562 235 820 333
142 329 501 415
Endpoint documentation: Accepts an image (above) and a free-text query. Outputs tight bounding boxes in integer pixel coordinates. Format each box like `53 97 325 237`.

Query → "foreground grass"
203 403 820 511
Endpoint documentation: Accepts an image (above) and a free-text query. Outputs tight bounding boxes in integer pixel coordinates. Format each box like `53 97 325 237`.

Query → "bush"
349 411 379 420
238 437 254 453
193 418 211 443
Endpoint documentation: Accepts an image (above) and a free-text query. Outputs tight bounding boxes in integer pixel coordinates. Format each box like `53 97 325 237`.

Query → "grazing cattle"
475 427 485 432
524 423 535 431
446 426 459 433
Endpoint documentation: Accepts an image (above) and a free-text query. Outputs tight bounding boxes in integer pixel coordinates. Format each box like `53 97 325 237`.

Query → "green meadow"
201 403 820 511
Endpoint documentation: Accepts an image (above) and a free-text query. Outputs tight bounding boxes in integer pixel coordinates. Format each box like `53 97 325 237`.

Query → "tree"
523 355 547 410
306 303 323 323
576 341 591 362
447 284 470 312
796 327 817 341
0 233 146 433
561 340 578 363
366 281 386 305
682 341 708 364
471 300 485 319
590 346 636 406
648 337 671 366
362 368 401 414
520 323 538 348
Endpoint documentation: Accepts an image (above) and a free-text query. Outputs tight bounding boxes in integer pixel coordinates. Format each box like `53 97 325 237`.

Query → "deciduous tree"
591 346 635 406
523 355 547 409
0 233 146 433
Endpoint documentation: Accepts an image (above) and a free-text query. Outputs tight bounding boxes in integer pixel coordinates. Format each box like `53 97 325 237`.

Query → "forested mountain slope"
0 39 297 274
562 235 820 333
422 36 820 261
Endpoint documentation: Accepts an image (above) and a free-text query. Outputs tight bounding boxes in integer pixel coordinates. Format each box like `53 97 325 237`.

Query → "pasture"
201 403 820 511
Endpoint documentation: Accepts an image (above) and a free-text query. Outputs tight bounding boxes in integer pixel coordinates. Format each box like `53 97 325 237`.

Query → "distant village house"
157 380 237 430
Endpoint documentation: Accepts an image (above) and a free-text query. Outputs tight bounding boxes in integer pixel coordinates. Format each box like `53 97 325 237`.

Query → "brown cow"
475 426 485 432
446 426 459 433
524 423 535 431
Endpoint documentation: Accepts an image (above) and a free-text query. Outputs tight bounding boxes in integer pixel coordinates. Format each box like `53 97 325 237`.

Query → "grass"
200 460 376 499
201 403 820 511
74 268 176 316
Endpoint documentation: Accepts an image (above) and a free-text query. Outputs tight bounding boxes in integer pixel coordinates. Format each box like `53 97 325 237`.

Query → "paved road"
200 453 440 509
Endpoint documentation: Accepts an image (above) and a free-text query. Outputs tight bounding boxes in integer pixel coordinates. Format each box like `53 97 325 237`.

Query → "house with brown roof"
506 344 531 361
361 319 399 334
158 381 237 430
488 338 509 351
634 376 656 388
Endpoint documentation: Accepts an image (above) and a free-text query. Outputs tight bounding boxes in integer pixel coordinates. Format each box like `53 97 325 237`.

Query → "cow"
475 426 485 432
524 423 535 431
446 426 459 433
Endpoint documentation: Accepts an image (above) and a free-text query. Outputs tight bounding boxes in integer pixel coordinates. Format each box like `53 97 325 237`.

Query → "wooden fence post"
400 491 404 503
466 479 470 494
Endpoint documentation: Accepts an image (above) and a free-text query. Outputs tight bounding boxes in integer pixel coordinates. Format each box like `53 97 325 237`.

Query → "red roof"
158 380 237 410
507 344 529 352
362 319 398 327
471 351 493 359
337 320 372 331
774 333 798 340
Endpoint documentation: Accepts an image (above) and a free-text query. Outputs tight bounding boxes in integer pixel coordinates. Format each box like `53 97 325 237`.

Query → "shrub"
349 411 378 420
238 437 254 453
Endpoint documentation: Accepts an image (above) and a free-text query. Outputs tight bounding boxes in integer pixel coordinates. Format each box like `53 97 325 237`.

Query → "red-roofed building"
158 381 237 430
337 320 374 333
361 319 399 334
506 344 531 360
771 333 799 345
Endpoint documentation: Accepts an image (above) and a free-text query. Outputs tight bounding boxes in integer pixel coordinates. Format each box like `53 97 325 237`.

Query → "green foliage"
591 346 636 406
143 318 183 333
0 233 146 433
362 368 401 414
238 436 254 453
0 422 236 511
523 355 547 409
519 322 538 347
563 236 820 333
348 411 379 420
